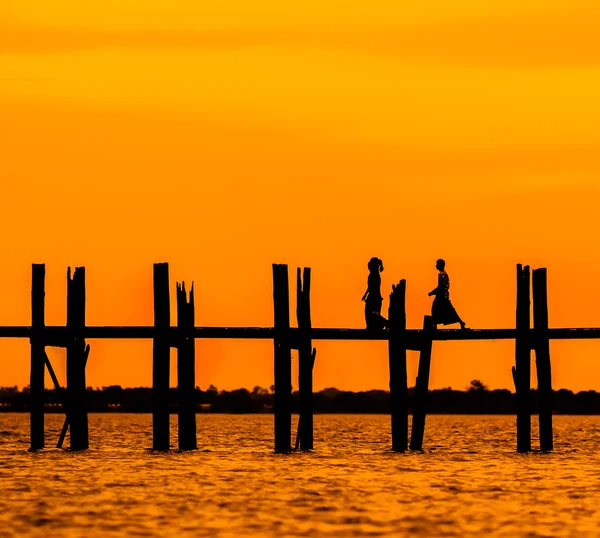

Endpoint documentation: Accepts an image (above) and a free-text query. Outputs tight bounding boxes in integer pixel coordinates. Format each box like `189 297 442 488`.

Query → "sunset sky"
1 0 600 393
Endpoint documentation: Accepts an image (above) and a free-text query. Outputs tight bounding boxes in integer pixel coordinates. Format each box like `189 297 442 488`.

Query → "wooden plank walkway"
1 326 600 340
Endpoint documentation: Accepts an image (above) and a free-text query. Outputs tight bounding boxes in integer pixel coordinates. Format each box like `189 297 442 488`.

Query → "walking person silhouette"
428 259 467 329
362 257 388 330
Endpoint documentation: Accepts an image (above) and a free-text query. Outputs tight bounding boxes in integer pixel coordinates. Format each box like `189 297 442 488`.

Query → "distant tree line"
1 380 600 414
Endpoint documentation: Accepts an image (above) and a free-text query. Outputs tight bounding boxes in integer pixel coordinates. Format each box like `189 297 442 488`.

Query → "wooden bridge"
2 263 598 454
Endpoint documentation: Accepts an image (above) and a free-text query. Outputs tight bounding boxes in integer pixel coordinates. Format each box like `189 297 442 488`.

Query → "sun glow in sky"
1 0 600 392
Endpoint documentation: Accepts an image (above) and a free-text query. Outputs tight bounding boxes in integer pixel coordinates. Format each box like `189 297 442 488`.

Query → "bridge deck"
0 326 599 340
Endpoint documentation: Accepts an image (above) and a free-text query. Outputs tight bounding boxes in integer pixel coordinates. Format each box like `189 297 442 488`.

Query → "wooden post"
512 264 531 453
57 344 90 449
177 282 197 451
295 348 316 450
533 268 553 451
388 280 408 452
30 264 45 451
273 264 291 453
152 262 171 451
66 267 88 450
410 315 434 451
296 267 314 450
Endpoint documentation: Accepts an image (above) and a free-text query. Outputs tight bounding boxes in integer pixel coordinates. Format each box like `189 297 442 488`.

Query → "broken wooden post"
273 264 292 453
410 315 434 451
152 262 171 451
512 264 531 453
30 263 45 451
66 267 88 450
533 268 553 451
177 282 197 451
388 279 408 452
296 267 314 450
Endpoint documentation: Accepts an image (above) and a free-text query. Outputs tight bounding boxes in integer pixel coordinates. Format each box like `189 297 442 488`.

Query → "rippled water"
1 414 599 537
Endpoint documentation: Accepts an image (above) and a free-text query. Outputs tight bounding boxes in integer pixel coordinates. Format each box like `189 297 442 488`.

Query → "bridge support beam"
152 263 171 451
512 264 532 453
66 267 88 450
388 280 408 452
533 268 553 451
273 264 292 453
296 267 314 450
177 282 197 451
410 315 434 451
30 264 46 451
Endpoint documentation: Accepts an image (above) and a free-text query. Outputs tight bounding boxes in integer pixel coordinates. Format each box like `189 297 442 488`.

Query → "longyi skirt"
431 297 460 325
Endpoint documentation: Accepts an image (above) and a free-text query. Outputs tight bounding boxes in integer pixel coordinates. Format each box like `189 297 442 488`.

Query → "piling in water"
273 264 292 453
177 282 197 451
152 262 171 451
30 263 46 451
57 344 90 449
533 268 553 451
388 279 408 452
512 264 532 453
296 267 314 450
410 315 434 451
66 267 88 450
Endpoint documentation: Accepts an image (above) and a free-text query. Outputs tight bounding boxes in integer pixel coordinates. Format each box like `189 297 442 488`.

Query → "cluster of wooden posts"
513 265 553 452
28 263 201 452
1 261 584 453
274 263 554 453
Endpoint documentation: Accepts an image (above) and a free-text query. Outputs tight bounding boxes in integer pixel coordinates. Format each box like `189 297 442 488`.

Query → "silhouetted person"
428 259 467 329
362 257 388 329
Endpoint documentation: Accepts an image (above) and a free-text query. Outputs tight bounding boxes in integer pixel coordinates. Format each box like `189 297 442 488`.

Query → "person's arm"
363 273 376 301
428 274 441 296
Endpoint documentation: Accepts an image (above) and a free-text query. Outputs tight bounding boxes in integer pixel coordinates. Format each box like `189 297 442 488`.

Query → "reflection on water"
1 414 599 537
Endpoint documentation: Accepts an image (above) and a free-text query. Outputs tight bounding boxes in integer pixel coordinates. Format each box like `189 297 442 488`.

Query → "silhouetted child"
362 257 388 330
428 259 467 329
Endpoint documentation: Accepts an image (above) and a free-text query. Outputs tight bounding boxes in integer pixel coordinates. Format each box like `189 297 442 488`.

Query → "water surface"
1 414 599 537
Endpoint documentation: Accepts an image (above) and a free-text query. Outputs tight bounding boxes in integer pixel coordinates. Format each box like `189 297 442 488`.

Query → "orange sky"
1 0 600 393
